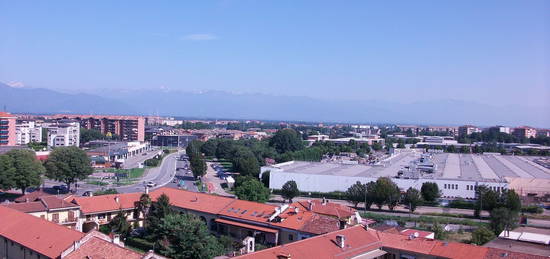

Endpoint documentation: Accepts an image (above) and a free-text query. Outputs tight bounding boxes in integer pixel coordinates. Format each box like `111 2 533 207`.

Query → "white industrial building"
262 151 550 199
45 121 80 148
15 121 42 145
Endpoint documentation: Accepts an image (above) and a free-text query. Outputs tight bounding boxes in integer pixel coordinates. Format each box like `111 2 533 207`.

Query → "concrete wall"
267 171 508 199
0 236 48 259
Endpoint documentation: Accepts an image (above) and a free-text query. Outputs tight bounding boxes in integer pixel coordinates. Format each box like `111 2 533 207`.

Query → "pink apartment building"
0 112 16 146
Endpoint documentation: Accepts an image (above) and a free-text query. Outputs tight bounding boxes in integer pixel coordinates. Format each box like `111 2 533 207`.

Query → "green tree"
373 177 400 210
345 181 366 209
108 210 131 238
136 193 152 220
189 154 207 179
0 154 15 190
200 139 218 157
471 226 496 245
44 146 93 192
420 182 440 202
281 180 300 203
215 140 235 159
371 142 382 151
4 149 45 194
147 194 174 235
80 128 105 143
364 181 376 209
503 189 521 212
431 222 447 240
234 155 260 177
235 177 270 203
154 213 224 259
490 207 519 235
269 129 304 153
403 187 423 213
260 171 270 188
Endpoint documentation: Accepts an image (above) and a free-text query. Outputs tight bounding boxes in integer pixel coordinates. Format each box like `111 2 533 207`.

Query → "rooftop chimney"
308 201 313 211
322 197 327 205
112 234 122 247
336 235 346 248
145 186 149 194
114 196 120 204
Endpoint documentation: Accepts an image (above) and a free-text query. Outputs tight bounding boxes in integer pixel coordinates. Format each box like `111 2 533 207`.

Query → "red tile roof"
215 218 279 234
0 206 84 258
430 241 488 259
15 189 70 203
69 192 143 214
0 112 16 118
40 196 80 210
235 225 383 259
151 187 236 215
65 237 143 259
2 201 47 213
400 229 435 239
293 200 356 219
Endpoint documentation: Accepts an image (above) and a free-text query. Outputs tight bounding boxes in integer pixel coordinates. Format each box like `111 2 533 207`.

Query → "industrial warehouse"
262 150 550 199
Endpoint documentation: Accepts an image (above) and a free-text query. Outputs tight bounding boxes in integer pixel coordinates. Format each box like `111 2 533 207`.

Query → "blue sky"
1 0 548 106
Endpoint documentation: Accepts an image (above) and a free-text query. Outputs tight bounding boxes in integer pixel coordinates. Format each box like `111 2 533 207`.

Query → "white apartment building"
46 121 80 147
15 121 43 145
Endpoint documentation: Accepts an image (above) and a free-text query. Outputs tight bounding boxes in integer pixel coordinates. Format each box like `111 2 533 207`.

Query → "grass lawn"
85 180 109 186
101 168 145 179
444 232 472 244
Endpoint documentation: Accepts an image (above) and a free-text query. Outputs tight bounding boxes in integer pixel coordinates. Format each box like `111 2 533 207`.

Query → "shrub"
125 237 154 252
521 206 544 214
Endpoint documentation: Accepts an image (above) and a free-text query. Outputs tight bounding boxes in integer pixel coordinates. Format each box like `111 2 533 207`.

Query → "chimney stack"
114 196 120 204
145 186 149 194
322 197 327 205
336 235 345 248
112 234 122 246
308 200 313 211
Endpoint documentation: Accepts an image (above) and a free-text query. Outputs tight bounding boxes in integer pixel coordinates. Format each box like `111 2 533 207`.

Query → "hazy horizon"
1 1 549 122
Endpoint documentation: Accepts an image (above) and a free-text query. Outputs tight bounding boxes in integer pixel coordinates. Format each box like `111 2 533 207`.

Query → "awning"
215 218 278 234
351 249 387 259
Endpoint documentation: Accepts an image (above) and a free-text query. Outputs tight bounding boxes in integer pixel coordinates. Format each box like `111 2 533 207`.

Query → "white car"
146 181 156 187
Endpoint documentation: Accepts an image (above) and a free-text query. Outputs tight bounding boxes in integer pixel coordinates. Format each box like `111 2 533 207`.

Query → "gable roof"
235 225 383 259
0 206 84 258
293 200 356 219
69 192 143 214
151 187 235 215
2 201 47 213
64 237 143 259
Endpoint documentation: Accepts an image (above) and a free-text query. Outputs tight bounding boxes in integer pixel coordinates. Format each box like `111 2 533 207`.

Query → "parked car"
146 181 156 187
82 191 93 197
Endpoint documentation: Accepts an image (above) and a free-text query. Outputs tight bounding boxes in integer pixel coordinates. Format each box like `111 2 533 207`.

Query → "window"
288 234 294 241
444 184 447 189
52 213 59 223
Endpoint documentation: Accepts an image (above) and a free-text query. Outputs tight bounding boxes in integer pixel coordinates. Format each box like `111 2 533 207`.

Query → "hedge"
271 189 347 200
521 206 544 214
125 237 154 252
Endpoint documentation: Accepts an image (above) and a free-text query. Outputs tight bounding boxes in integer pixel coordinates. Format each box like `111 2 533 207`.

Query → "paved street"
163 154 198 192
203 162 234 197
121 147 161 169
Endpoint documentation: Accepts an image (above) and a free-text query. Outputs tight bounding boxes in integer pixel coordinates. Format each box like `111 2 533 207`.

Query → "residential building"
513 126 537 139
66 187 346 246
52 114 145 142
536 129 550 137
3 195 81 230
151 134 198 147
235 224 545 259
488 125 511 134
44 121 80 147
458 125 481 137
0 112 16 146
15 120 42 145
0 205 164 259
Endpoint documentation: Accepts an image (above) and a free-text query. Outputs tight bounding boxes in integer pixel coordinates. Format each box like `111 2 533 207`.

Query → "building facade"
458 125 481 137
52 114 145 142
513 126 537 139
15 120 43 145
45 121 80 147
0 112 16 146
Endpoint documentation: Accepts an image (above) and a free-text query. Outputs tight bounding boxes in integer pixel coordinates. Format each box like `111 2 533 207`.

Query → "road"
41 151 188 195
121 147 161 169
163 154 198 192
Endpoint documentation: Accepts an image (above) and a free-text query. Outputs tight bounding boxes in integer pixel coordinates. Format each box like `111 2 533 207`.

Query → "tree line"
0 146 93 194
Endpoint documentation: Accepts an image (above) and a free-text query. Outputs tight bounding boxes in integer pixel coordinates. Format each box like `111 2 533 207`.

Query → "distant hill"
1 83 549 127
0 83 134 115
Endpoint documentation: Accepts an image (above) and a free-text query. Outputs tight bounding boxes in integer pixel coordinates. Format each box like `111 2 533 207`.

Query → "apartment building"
513 126 537 139
3 195 81 230
44 121 80 147
0 206 164 259
0 112 16 146
15 120 43 145
53 114 145 142
458 125 481 137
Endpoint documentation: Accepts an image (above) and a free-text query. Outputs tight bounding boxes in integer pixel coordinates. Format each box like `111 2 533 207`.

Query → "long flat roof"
265 153 550 182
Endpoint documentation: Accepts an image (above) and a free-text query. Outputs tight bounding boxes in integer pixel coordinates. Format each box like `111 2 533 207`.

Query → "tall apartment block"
16 120 43 145
0 112 16 146
52 114 145 142
513 126 537 139
44 121 80 147
458 125 481 137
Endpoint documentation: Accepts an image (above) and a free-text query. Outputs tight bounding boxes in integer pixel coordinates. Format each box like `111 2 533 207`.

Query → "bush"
271 189 346 200
94 188 118 196
448 199 476 210
471 226 496 245
521 206 544 214
144 158 161 167
126 237 154 252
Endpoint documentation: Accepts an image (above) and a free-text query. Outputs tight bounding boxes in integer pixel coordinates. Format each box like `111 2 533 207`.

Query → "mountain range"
1 82 548 127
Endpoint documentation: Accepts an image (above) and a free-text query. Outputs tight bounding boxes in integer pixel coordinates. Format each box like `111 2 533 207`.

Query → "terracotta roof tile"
65 237 142 259
39 196 80 209
0 206 84 258
2 201 47 213
70 192 143 214
294 200 356 219
151 187 235 215
484 247 548 259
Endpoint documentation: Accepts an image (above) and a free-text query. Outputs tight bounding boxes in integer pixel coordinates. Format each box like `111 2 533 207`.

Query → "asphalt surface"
41 150 194 196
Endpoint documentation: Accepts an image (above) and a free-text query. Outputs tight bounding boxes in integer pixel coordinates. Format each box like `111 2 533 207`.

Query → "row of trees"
345 179 441 211
0 146 93 193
